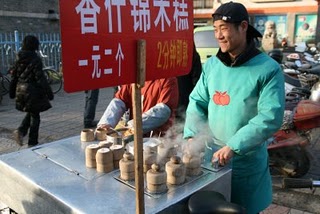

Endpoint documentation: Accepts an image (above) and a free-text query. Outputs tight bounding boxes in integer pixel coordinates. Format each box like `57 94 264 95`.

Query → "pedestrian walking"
9 35 54 147
183 2 285 213
83 89 99 128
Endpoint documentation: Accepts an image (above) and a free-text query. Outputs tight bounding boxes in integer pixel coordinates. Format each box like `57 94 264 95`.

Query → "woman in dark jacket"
9 35 54 146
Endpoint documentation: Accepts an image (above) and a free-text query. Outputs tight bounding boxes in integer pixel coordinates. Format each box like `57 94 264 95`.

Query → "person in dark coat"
9 35 54 147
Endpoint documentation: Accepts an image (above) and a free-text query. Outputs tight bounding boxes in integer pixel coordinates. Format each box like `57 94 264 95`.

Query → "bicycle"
0 72 11 96
43 67 63 94
0 68 62 96
40 51 63 94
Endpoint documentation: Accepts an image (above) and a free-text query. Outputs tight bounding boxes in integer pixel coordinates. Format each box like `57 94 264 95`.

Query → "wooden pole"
133 39 146 214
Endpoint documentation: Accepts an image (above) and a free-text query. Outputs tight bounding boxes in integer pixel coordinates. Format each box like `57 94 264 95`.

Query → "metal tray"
112 168 211 199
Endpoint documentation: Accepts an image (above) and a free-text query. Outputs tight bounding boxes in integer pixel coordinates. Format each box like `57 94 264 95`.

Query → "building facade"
0 0 60 33
194 0 319 46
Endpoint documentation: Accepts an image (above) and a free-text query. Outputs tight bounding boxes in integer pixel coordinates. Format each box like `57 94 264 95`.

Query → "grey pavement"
0 87 319 214
0 87 114 154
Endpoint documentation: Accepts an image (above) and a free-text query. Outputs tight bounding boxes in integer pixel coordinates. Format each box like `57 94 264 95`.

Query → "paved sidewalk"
0 87 316 214
0 87 114 154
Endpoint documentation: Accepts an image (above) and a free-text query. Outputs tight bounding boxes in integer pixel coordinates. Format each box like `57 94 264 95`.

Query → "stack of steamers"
82 127 125 173
81 127 204 194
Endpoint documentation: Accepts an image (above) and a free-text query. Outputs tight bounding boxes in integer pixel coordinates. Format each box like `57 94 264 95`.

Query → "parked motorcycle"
267 48 320 178
282 55 320 94
281 177 320 213
282 177 320 190
267 86 320 178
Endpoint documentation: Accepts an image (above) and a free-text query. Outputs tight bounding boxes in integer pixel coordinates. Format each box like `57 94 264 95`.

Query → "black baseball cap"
212 1 262 38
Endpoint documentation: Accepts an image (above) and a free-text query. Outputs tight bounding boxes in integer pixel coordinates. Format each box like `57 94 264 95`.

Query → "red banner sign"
59 0 194 92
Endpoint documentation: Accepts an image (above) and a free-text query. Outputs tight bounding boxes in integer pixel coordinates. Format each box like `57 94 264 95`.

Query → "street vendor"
183 2 285 214
97 77 179 137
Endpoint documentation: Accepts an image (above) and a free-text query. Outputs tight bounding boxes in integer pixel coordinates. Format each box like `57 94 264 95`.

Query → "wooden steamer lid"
110 145 125 160
146 163 167 193
165 156 186 185
110 144 125 169
119 152 135 181
85 144 100 168
96 148 114 173
96 148 113 163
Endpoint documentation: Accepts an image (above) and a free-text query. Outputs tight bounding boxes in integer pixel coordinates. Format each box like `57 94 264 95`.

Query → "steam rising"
151 113 211 165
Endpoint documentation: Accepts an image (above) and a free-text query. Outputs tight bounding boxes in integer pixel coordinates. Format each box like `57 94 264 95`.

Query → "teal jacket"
184 45 285 213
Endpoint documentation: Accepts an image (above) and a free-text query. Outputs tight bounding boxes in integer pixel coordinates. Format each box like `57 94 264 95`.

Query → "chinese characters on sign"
59 0 193 92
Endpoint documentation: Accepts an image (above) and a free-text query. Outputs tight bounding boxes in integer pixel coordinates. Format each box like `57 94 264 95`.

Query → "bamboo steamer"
119 152 135 181
146 164 167 193
96 148 114 173
85 144 100 168
95 127 108 141
147 183 167 193
110 144 125 169
121 171 135 181
113 160 120 169
110 145 125 160
165 156 186 185
182 154 202 176
96 148 113 164
81 129 95 142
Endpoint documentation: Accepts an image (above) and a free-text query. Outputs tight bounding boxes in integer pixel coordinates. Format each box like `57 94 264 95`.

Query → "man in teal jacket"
184 2 285 213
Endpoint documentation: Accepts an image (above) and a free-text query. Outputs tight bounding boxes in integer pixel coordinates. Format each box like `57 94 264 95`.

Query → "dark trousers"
18 112 40 145
84 89 99 125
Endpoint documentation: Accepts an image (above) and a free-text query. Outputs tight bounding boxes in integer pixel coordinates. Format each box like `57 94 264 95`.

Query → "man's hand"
97 124 112 130
213 146 234 166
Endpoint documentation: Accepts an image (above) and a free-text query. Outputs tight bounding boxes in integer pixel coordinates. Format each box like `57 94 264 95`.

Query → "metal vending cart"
0 136 231 214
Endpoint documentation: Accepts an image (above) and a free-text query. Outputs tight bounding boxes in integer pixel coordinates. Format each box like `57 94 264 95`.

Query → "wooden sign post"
133 39 146 214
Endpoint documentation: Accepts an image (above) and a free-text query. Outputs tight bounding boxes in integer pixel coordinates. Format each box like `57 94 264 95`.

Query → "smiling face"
213 20 248 60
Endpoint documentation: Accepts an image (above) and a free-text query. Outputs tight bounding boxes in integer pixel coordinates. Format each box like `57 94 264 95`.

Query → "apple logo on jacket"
212 91 230 106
